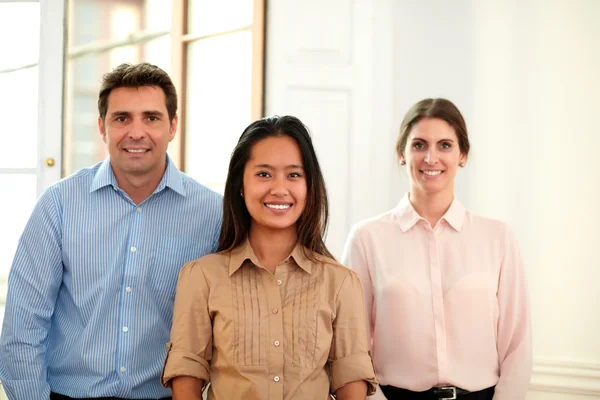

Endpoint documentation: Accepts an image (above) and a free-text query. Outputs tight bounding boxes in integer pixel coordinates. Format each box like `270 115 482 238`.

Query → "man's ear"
98 116 107 143
169 114 178 142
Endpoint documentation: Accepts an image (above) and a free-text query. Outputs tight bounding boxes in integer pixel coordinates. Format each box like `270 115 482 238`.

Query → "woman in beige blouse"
162 115 377 400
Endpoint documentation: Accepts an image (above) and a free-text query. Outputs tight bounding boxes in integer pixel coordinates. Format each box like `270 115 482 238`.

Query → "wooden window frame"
170 0 265 171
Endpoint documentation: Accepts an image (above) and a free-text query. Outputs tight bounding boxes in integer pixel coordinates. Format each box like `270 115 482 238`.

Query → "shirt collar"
89 157 118 193
442 196 466 231
394 193 465 232
90 154 186 197
228 238 313 276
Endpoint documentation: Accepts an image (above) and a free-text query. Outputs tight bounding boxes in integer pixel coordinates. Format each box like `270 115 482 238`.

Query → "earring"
400 160 406 165
459 163 465 167
240 191 244 197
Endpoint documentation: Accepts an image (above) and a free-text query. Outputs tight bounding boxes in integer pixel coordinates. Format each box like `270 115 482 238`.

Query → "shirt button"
272 308 278 314
125 287 132 293
120 366 126 373
130 247 136 252
277 280 282 286
273 376 280 382
274 340 280 347
136 207 142 213
122 326 129 332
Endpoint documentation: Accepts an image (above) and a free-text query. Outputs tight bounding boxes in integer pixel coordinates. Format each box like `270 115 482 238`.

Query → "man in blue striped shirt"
0 63 223 400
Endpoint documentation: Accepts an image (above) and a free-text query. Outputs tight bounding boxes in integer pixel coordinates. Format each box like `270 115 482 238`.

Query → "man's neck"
112 165 166 205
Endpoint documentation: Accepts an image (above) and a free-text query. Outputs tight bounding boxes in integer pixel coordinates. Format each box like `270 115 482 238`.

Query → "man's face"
98 85 177 184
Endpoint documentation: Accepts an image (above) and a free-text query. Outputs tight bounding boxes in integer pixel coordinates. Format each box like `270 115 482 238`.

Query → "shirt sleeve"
341 225 374 351
161 260 213 388
493 226 532 399
0 187 64 400
328 270 378 396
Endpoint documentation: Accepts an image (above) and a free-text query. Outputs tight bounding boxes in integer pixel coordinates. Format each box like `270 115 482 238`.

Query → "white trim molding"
530 359 600 396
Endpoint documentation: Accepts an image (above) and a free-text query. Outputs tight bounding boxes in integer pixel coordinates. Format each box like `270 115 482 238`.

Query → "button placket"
263 271 284 397
428 231 448 382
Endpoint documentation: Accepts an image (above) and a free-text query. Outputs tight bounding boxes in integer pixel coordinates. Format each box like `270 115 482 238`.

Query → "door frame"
37 0 66 194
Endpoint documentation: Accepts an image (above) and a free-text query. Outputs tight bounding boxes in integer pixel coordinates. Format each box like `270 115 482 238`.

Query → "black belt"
50 393 172 400
380 385 495 400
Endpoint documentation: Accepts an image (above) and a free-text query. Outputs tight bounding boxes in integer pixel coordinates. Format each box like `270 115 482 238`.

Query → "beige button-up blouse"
162 240 377 399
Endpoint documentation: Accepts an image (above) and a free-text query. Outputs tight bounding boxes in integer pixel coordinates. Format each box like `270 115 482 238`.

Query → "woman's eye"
413 142 424 150
288 172 302 178
257 172 270 178
440 142 452 150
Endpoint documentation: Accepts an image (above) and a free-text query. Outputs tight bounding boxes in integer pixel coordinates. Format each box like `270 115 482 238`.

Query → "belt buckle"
435 386 457 400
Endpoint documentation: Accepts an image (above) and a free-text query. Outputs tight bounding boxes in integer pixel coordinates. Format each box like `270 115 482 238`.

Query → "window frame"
170 0 265 171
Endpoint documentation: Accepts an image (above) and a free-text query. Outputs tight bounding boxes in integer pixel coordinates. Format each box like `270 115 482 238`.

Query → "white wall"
265 0 396 257
267 0 600 398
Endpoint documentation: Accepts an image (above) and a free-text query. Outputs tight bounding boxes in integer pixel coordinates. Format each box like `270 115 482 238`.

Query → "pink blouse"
341 194 532 399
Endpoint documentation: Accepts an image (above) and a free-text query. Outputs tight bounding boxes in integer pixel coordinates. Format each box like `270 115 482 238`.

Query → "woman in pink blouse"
341 98 532 400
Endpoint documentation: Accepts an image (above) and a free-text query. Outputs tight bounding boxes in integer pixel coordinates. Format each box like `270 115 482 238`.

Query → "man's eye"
148 116 158 122
116 117 127 122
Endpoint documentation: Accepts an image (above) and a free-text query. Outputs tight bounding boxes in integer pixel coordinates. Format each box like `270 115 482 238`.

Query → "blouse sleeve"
161 260 213 388
494 226 532 399
328 270 378 396
341 225 375 350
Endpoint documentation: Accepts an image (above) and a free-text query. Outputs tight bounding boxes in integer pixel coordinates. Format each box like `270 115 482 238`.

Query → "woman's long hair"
217 115 334 260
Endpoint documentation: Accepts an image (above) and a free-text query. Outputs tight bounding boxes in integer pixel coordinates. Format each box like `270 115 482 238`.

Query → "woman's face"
242 136 307 235
400 118 466 198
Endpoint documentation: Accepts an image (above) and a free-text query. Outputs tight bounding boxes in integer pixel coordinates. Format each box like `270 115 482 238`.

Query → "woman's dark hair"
396 98 470 158
218 115 334 260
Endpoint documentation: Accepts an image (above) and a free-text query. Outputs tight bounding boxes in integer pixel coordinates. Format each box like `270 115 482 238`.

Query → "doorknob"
45 157 56 167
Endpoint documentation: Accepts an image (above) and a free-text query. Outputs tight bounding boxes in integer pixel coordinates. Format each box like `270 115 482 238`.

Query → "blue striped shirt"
0 156 222 399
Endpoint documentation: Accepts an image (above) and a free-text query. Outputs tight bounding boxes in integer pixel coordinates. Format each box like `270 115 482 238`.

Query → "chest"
208 265 335 369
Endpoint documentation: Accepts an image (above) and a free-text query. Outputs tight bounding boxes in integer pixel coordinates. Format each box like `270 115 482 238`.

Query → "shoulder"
38 162 103 206
313 253 362 290
345 208 399 247
463 209 515 239
51 162 101 191
179 173 223 205
180 251 230 281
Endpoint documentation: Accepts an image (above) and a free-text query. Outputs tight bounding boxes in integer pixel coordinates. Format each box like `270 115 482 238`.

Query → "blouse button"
277 280 282 286
274 376 280 382
274 340 280 347
272 308 279 314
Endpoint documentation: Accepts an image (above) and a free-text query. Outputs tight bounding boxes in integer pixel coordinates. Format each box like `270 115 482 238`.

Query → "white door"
0 0 66 327
265 0 396 258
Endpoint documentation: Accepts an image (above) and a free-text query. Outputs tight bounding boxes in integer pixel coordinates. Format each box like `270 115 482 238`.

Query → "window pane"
0 3 40 169
0 174 37 277
188 0 253 36
185 30 253 189
0 173 36 335
63 0 172 176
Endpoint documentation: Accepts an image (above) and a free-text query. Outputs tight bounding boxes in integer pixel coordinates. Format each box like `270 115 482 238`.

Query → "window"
183 0 263 193
63 0 265 196
0 1 42 327
64 0 173 174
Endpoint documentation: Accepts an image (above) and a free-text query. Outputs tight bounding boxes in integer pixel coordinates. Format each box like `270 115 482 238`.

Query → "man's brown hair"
98 62 177 122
